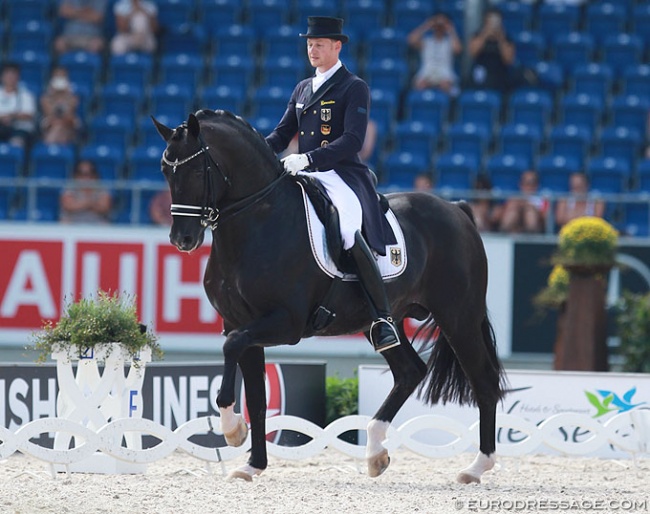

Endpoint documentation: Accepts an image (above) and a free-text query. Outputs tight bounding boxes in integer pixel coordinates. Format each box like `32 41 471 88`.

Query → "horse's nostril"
182 235 194 248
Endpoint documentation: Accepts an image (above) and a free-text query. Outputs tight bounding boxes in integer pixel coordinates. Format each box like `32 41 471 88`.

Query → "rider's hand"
281 154 310 175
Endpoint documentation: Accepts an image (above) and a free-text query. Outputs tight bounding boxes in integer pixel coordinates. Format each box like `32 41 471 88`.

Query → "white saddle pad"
298 182 407 281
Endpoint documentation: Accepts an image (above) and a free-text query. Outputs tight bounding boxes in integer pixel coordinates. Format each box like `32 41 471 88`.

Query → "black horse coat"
265 65 396 255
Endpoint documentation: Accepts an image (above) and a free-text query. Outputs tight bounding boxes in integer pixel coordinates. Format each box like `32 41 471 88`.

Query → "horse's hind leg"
365 323 427 478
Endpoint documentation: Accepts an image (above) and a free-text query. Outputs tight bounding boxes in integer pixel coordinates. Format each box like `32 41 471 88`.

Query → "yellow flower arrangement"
534 264 570 309
556 216 618 268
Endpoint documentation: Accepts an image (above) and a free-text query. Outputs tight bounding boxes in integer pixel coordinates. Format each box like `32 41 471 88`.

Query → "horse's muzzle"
170 226 205 253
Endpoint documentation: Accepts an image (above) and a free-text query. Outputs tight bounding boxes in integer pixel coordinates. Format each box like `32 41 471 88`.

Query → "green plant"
30 291 163 364
534 264 570 310
615 291 650 373
555 216 618 268
325 374 358 425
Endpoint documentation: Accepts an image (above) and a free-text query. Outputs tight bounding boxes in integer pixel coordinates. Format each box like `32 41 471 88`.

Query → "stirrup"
369 317 401 353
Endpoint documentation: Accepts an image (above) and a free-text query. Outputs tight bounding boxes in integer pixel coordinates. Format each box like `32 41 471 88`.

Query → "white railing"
2 411 649 474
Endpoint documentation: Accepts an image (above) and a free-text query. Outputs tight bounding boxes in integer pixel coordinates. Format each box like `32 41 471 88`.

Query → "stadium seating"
393 120 438 156
485 153 528 192
584 2 627 47
457 90 501 133
447 122 490 164
498 1 534 35
29 144 75 179
598 126 642 170
107 53 154 90
498 123 542 166
570 63 613 104
537 155 580 192
551 32 594 74
0 144 25 178
538 3 580 43
610 95 650 138
435 153 478 191
382 151 429 188
508 90 552 134
588 157 631 193
547 124 591 167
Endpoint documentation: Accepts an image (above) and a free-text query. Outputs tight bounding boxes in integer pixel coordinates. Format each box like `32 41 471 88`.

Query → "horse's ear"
187 113 200 139
151 116 173 142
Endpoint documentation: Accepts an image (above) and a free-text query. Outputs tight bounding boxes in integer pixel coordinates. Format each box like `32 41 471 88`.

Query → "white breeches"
298 169 362 250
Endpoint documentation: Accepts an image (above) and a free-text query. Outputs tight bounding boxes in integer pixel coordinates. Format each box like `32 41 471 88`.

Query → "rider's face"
307 38 341 72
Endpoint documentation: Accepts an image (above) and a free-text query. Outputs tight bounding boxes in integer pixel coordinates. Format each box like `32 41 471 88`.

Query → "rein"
163 132 286 230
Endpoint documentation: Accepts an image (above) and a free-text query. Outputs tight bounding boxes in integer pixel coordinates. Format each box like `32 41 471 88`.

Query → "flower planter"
52 343 151 474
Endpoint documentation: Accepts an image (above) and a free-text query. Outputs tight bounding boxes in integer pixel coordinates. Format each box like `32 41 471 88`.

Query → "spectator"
467 8 516 94
110 0 159 55
408 12 462 94
39 67 81 145
149 189 172 225
469 173 502 232
498 169 547 233
555 172 605 230
413 172 434 192
0 62 37 148
60 159 112 223
54 0 108 55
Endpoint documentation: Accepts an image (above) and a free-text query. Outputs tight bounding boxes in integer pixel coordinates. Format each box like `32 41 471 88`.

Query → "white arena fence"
2 411 649 474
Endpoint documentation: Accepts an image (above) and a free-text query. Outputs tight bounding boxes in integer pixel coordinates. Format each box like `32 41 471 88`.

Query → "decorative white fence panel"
1 411 649 473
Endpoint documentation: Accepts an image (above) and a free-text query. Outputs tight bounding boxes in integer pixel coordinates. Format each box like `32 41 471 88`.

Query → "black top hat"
299 16 349 44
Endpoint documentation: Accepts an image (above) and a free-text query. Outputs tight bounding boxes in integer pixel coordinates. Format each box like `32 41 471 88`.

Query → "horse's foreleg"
366 328 426 478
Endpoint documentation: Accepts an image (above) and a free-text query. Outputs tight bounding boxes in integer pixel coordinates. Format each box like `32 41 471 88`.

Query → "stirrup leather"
369 317 401 352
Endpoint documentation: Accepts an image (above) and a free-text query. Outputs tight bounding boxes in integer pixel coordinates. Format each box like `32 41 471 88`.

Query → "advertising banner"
359 366 650 458
1 361 325 448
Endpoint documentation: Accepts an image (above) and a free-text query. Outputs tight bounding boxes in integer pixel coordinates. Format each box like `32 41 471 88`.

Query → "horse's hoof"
367 449 390 478
227 465 263 482
223 416 248 447
456 472 481 484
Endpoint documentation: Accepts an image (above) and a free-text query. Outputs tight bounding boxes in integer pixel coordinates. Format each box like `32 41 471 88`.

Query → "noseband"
162 131 286 230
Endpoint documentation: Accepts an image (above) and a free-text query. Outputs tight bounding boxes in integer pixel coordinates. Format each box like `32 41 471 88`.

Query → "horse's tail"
416 314 506 406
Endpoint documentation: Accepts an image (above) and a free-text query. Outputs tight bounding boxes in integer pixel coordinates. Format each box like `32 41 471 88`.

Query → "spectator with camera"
39 67 81 145
408 11 462 94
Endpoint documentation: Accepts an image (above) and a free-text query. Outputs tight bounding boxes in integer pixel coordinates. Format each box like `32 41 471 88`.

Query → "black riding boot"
350 230 401 353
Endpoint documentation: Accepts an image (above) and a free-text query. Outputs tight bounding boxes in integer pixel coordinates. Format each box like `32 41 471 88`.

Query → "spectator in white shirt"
0 62 37 148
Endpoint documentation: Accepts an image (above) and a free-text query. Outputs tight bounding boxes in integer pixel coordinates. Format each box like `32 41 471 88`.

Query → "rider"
265 16 400 353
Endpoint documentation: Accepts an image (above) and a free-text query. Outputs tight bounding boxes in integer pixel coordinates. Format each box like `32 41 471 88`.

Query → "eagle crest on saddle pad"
295 178 407 281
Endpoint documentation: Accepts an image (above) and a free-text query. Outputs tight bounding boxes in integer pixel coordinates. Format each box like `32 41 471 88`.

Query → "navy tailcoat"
265 65 396 255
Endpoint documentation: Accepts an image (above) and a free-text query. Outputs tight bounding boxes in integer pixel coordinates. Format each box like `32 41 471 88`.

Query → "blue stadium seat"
295 0 338 29
78 144 125 181
213 24 255 58
160 24 208 56
98 83 143 121
393 121 438 156
571 63 613 105
159 53 204 91
457 90 501 133
366 28 408 63
636 159 650 193
498 123 541 166
149 84 195 125
622 202 649 237
210 55 255 91
447 122 490 164
383 150 429 189
128 145 166 182
8 20 52 54
623 64 650 100
551 32 594 74
34 186 62 222
485 153 528 192
200 85 245 115
533 61 564 93
156 0 195 30
88 115 133 154
598 126 642 170
345 0 385 41
0 143 25 177
138 114 176 147
498 2 533 35
9 50 50 91
391 0 434 34
610 94 650 137
365 58 409 96
259 56 305 89
199 0 242 32
370 88 398 135
538 3 580 43
247 0 288 36
405 89 450 128
513 31 544 68
434 153 477 191
584 2 626 47
59 51 102 89
588 157 631 193
6 0 52 24
30 144 75 178
107 53 154 90
508 90 552 134
602 34 643 75
537 155 579 192
249 86 291 120
632 3 650 46
261 25 303 59
561 93 603 136
249 116 276 137
548 124 591 167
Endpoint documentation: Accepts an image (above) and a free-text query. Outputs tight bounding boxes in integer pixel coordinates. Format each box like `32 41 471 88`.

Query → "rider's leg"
306 170 400 352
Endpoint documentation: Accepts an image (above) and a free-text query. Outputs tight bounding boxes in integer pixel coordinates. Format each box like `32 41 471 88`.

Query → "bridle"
162 131 286 230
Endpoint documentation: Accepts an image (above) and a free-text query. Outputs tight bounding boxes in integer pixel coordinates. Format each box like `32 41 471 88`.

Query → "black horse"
153 110 506 483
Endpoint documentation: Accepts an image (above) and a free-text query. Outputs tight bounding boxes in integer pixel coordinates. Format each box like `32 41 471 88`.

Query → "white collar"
312 60 342 93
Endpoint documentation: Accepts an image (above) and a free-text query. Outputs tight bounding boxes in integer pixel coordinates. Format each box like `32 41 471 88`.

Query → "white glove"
281 153 310 175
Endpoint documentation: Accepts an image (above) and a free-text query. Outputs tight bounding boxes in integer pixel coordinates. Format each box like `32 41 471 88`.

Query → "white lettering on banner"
81 252 139 298
209 375 223 412
32 379 56 421
151 374 222 427
119 253 138 295
1 251 56 318
162 254 216 323
189 376 208 420
81 252 100 299
8 378 29 431
164 376 187 427
153 376 161 424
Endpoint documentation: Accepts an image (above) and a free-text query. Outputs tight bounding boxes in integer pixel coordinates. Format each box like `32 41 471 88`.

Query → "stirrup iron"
370 317 401 353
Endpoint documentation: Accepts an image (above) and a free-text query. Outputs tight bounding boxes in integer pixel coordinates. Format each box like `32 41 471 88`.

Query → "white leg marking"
219 404 238 434
457 452 496 484
365 419 390 459
219 404 248 447
228 464 264 482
